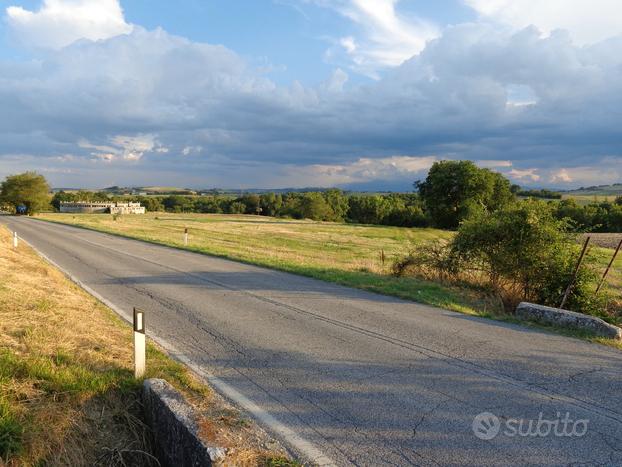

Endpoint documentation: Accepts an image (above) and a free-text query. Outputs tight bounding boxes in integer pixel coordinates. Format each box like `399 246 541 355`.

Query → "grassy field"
36 212 503 316
562 194 620 206
0 225 292 466
35 212 622 321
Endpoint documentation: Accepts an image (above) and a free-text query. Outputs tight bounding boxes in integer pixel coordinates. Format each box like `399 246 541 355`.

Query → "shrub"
393 239 459 282
394 200 610 317
451 201 606 314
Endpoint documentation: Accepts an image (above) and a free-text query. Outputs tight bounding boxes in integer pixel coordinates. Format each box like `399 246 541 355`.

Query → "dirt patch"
583 233 622 249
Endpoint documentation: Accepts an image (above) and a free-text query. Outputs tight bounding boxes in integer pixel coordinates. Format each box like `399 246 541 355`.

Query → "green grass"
0 397 23 459
37 212 498 316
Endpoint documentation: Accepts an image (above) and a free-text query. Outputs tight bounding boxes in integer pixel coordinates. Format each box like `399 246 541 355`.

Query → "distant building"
60 201 145 214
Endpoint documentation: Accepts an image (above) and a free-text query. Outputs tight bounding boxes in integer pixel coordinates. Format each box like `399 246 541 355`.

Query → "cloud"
315 0 439 77
476 160 513 168
508 168 541 182
286 155 437 186
549 168 572 183
548 164 622 185
5 0 133 49
79 134 165 162
464 0 622 45
1 16 622 188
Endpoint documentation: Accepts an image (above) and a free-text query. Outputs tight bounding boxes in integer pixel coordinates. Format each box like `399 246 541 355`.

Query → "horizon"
1 1 622 190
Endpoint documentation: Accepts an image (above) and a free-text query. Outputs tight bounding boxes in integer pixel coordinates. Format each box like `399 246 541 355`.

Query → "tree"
1 172 50 214
299 192 334 220
323 189 349 221
137 196 164 212
348 195 390 224
162 195 192 212
259 192 283 217
416 160 514 229
238 194 261 215
228 201 247 214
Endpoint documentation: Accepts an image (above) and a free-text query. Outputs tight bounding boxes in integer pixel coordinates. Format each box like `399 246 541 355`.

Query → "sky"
1 1 621 190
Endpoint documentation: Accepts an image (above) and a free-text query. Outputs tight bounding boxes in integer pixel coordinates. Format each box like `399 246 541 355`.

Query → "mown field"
562 194 620 206
0 225 292 466
36 212 622 320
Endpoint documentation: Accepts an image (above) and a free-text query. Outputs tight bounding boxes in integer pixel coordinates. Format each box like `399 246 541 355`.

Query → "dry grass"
0 225 293 466
561 194 620 205
38 212 450 276
36 212 490 315
34 212 621 346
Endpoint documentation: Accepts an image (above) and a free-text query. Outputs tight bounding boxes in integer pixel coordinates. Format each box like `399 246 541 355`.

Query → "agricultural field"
36 212 622 320
562 194 620 206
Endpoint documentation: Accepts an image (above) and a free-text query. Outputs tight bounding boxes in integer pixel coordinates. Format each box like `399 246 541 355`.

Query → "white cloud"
547 165 622 185
5 0 133 49
287 155 437 185
464 0 622 45
549 168 572 183
508 168 541 182
476 160 513 168
322 68 349 92
315 0 439 77
80 134 164 162
181 146 203 156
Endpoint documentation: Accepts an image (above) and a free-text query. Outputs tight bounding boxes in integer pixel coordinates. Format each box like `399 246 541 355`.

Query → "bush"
452 201 606 314
395 200 609 317
393 239 459 282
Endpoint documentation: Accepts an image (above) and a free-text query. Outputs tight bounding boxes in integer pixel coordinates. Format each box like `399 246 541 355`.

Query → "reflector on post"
133 307 146 378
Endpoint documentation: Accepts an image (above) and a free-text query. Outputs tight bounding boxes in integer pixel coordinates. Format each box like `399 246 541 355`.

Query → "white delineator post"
184 227 188 246
133 307 146 378
13 231 18 248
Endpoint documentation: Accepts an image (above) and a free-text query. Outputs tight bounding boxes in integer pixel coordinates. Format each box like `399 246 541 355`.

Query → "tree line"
3 165 622 232
51 189 430 227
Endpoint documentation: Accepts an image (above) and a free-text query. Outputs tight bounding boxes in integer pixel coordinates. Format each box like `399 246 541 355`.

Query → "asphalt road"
2 215 622 466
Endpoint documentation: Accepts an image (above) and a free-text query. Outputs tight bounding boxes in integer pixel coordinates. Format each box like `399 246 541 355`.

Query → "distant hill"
562 184 622 196
138 186 196 194
100 186 196 195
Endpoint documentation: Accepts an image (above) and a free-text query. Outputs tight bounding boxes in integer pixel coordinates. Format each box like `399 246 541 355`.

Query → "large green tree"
1 172 51 214
416 160 514 229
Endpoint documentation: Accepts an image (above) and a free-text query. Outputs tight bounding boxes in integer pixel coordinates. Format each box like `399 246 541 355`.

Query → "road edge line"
19 234 337 467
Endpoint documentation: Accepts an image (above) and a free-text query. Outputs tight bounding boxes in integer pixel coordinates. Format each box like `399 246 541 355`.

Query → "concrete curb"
516 302 622 340
143 378 226 467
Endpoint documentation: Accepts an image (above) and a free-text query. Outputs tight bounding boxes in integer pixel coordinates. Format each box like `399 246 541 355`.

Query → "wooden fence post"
595 238 622 294
560 236 590 309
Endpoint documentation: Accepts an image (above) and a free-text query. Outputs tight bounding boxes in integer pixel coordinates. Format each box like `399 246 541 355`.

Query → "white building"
110 202 146 214
60 201 145 214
